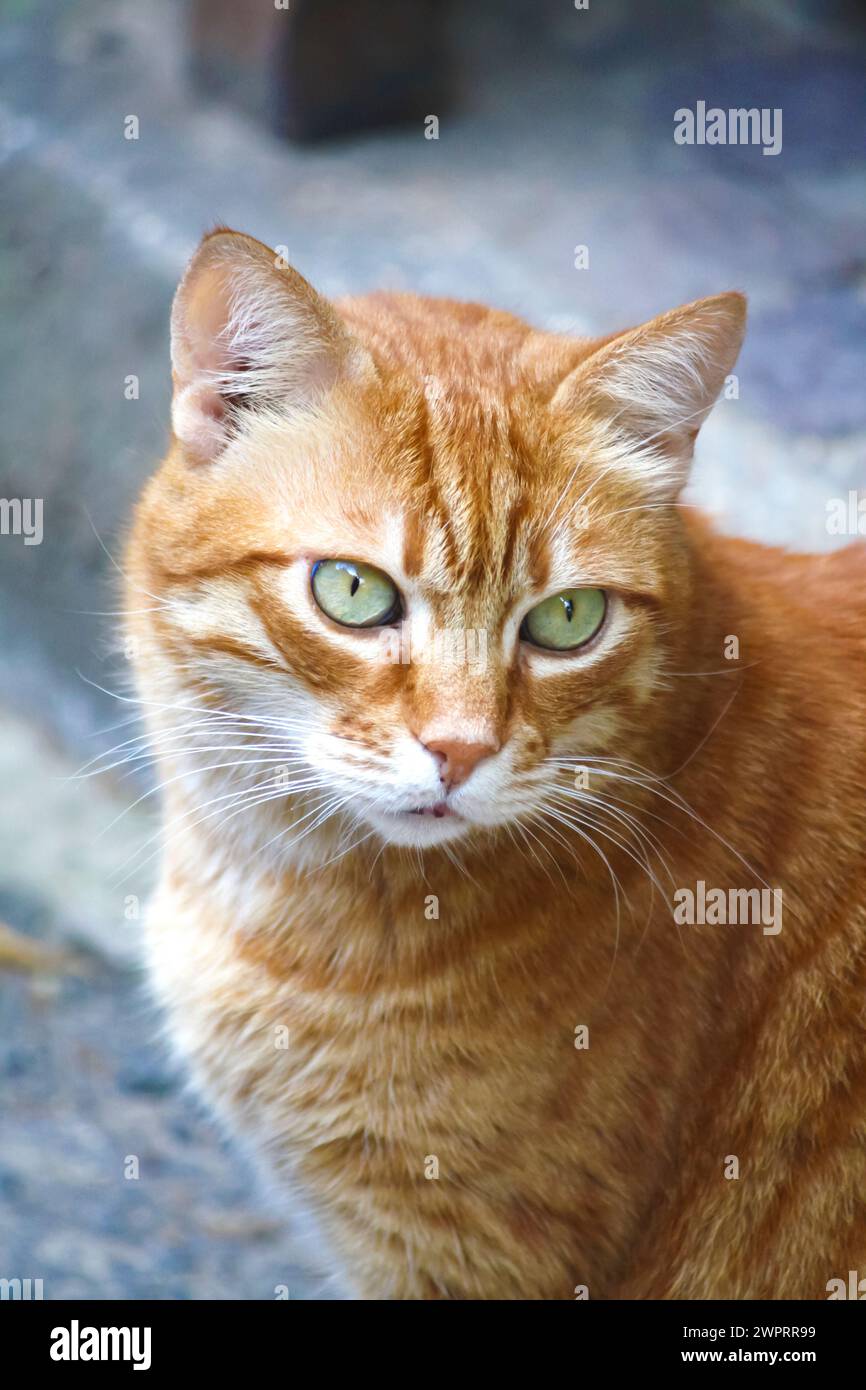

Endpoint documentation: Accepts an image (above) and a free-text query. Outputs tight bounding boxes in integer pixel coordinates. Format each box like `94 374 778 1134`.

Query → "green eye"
521 588 606 652
311 559 401 628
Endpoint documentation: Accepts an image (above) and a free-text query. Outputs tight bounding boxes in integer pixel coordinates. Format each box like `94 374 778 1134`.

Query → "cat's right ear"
170 229 376 464
551 292 746 500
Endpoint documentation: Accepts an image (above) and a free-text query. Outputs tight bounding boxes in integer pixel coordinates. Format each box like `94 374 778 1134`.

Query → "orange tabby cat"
125 229 866 1299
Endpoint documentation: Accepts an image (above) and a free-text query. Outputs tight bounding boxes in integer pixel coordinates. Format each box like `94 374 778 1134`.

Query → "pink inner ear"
198 389 226 424
178 274 265 436
180 266 242 377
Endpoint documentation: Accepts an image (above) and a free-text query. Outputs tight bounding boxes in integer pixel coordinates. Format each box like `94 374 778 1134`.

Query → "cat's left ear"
552 292 746 498
170 228 377 464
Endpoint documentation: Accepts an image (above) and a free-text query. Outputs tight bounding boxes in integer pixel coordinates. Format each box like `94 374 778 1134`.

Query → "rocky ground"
0 708 339 1299
0 0 864 1299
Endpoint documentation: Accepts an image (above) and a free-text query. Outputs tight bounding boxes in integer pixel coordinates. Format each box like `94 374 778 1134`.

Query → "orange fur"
125 230 866 1299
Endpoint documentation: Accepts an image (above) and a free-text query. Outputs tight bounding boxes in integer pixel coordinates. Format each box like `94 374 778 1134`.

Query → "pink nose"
424 737 499 789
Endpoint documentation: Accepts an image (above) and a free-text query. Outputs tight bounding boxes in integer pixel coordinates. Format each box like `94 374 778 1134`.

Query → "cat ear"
552 292 746 498
170 229 376 463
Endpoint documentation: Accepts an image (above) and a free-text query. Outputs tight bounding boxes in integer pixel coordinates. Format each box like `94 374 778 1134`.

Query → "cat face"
127 231 744 855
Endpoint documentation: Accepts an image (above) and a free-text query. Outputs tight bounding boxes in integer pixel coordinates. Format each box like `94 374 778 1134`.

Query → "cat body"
127 231 866 1298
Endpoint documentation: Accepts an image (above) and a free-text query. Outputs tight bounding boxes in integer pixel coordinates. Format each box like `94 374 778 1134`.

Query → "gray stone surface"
0 0 864 1301
0 959 339 1300
0 709 338 1299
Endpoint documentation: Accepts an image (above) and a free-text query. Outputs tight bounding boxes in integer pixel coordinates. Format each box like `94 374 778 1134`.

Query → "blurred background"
1 0 864 1298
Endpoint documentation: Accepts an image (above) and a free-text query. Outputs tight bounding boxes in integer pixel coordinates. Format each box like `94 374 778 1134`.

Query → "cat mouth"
363 799 469 845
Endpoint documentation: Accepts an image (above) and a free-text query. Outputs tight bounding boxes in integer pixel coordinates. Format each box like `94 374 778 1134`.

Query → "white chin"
361 807 472 848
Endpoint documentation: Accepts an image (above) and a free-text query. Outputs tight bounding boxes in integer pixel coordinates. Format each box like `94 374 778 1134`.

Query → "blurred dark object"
189 0 452 142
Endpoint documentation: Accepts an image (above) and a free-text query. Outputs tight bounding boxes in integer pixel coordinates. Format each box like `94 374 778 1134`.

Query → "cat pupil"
563 597 574 623
350 575 360 597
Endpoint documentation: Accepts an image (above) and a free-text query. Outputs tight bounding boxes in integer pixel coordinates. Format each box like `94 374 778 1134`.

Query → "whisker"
546 754 780 901
109 770 333 881
95 755 315 839
83 507 167 608
531 803 627 983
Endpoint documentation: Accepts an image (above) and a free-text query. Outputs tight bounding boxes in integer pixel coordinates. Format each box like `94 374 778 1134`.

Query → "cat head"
127 228 744 854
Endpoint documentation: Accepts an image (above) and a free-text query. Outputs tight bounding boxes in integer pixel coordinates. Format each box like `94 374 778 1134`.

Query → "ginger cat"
125 229 866 1299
